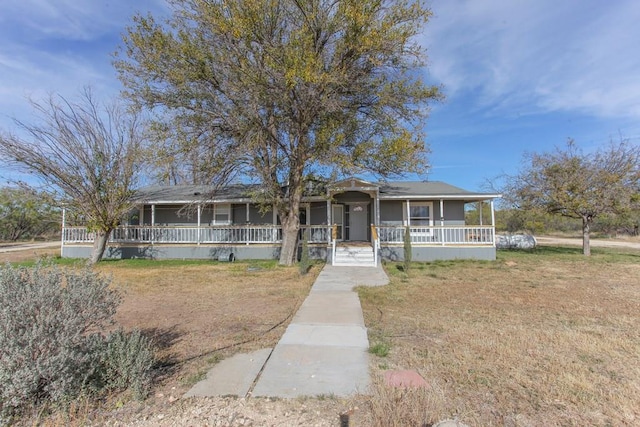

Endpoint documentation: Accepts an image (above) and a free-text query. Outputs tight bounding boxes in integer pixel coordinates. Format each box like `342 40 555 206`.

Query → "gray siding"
144 204 198 225
249 205 274 224
379 200 467 226
232 204 246 223
62 243 494 262
334 191 372 203
310 202 327 225
63 244 328 261
380 201 403 224
379 246 496 261
434 200 465 225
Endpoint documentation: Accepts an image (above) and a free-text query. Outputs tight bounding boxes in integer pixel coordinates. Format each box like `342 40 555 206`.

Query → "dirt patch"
0 246 58 263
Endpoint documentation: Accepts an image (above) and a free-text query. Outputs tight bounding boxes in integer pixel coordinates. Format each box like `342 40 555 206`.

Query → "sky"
1 0 639 192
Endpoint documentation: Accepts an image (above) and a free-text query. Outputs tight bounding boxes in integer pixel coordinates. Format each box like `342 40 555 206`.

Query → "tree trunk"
582 216 591 256
90 229 110 265
279 213 299 266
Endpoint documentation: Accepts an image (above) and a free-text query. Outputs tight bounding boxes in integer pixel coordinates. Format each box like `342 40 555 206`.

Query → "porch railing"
376 225 495 245
63 225 330 245
62 225 495 246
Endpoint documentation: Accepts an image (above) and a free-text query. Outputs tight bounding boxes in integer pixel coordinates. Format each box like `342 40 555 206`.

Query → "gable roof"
131 184 256 204
378 181 499 201
133 180 500 204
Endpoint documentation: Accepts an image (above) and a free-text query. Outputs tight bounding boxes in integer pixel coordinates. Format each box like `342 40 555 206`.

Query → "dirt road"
0 241 60 253
536 236 640 250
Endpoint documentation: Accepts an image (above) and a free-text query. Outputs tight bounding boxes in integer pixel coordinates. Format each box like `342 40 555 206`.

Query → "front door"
349 203 368 241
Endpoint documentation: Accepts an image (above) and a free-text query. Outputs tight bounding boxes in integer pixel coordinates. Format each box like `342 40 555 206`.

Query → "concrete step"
333 245 376 267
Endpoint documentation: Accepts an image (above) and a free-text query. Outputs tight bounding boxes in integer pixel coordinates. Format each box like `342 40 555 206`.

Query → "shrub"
403 226 412 274
100 329 155 399
0 262 154 423
363 376 447 427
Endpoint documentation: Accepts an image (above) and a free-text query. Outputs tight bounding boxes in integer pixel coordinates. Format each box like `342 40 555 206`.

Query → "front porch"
60 178 501 262
61 223 497 262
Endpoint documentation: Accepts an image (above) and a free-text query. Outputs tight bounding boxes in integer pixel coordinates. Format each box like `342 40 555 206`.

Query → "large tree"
0 89 146 263
503 139 640 255
115 0 441 265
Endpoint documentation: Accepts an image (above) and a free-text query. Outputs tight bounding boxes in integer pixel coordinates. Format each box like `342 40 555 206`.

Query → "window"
403 202 434 241
410 204 431 226
212 204 231 225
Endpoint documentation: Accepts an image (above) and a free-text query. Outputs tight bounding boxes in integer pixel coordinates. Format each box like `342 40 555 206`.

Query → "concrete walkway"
185 263 389 399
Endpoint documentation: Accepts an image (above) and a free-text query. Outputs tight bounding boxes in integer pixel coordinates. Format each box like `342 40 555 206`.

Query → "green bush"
0 262 154 423
100 329 155 399
403 226 412 273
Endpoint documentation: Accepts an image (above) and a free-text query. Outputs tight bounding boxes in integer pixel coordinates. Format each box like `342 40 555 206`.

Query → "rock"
383 370 429 388
496 234 537 250
433 419 470 427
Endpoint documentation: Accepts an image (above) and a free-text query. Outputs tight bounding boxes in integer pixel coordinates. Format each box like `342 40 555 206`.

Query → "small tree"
0 89 146 263
503 139 640 255
403 225 412 273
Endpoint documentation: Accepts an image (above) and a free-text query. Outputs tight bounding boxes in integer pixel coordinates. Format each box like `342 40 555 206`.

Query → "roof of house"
133 180 500 204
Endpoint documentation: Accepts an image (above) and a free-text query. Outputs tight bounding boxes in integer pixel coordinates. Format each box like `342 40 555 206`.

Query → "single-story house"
61 178 501 265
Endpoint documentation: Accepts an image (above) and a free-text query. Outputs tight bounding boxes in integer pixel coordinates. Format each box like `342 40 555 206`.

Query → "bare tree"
0 89 146 263
502 139 640 255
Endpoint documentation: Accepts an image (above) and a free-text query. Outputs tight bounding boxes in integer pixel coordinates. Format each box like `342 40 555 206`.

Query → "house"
61 178 501 265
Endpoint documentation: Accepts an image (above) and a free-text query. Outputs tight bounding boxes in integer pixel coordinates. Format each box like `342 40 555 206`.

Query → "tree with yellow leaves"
116 0 442 265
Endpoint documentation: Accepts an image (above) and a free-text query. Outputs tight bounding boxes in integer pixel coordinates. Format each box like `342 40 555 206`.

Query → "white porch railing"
62 225 495 246
63 225 330 245
376 225 495 245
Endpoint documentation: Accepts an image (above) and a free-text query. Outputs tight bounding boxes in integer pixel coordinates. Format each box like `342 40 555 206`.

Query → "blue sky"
1 0 639 192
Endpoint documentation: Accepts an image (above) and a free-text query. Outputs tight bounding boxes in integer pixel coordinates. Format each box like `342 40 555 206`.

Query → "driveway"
536 236 640 250
0 241 60 253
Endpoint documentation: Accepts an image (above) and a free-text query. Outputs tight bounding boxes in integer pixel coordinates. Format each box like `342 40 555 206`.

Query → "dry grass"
359 247 640 426
92 259 319 395
0 247 58 263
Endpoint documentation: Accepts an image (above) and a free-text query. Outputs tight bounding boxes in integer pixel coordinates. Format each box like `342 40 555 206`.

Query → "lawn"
4 245 639 425
93 259 320 395
359 246 640 426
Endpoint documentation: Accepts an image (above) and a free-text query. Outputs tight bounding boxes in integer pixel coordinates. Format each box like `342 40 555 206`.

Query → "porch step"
333 245 377 267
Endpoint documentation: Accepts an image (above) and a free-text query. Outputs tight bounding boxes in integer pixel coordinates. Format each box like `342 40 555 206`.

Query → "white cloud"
423 0 640 119
0 0 169 41
0 0 170 130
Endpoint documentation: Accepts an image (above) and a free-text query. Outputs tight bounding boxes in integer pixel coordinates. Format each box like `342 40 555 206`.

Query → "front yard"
4 244 639 426
360 247 640 426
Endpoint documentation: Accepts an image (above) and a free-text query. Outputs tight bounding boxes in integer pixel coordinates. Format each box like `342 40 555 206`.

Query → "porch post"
479 201 484 225
246 202 250 223
375 191 380 226
439 199 444 226
197 204 201 245
139 204 144 225
151 204 156 244
490 200 496 246
326 197 332 244
272 204 278 243
60 206 66 254
406 200 411 226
